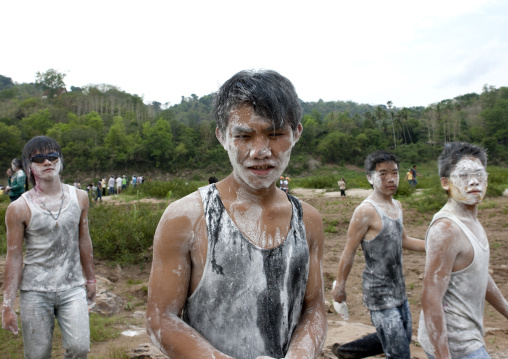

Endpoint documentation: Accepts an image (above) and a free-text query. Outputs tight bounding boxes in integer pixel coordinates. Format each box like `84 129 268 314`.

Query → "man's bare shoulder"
153 191 205 254
162 190 203 221
351 200 377 221
6 195 30 223
299 200 324 249
427 217 466 248
299 200 321 223
156 191 204 238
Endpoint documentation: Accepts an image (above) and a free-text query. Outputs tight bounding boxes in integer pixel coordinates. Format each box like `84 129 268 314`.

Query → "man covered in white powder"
2 136 96 358
331 150 425 358
418 142 508 359
146 70 327 359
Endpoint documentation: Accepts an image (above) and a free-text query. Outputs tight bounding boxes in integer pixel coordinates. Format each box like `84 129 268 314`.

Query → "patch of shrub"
88 203 164 264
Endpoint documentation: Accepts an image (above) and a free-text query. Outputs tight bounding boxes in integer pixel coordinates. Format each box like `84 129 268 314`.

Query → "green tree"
142 119 173 167
0 123 23 170
20 109 53 140
35 69 66 98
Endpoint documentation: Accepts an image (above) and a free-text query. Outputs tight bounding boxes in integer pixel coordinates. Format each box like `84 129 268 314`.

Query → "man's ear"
367 174 373 185
215 127 225 148
441 177 450 191
293 123 303 143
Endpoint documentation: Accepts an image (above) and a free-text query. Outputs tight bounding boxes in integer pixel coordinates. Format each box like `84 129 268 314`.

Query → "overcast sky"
2 0 507 108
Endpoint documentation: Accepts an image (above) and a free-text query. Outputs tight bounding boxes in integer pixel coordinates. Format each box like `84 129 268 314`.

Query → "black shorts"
340 189 346 196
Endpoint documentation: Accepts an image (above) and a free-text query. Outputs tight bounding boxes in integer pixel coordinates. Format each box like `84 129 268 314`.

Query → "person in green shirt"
6 158 26 202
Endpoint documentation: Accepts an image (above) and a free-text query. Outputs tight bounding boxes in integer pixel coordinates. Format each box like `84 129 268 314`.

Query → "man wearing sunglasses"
418 142 508 359
2 136 96 359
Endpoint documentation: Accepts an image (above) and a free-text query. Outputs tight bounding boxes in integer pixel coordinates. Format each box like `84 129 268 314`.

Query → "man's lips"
248 165 274 170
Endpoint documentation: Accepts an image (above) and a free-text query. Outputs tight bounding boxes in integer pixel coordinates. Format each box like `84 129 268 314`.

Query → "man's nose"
251 137 271 158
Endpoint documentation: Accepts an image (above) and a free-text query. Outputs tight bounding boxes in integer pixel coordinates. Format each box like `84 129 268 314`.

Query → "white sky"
1 0 507 108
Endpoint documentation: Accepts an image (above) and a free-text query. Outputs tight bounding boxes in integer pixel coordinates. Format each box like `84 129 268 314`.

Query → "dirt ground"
2 189 508 358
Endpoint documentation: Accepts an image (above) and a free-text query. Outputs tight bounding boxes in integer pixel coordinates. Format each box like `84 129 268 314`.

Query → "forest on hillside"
1 69 507 180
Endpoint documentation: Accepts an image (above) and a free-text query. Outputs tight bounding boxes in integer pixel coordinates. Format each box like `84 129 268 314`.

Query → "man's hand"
86 282 96 304
2 306 19 335
331 284 347 304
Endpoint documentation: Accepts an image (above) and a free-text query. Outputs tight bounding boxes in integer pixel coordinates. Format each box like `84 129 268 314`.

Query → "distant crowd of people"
75 175 147 202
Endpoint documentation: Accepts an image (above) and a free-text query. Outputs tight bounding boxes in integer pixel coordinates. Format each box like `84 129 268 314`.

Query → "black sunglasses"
30 152 60 163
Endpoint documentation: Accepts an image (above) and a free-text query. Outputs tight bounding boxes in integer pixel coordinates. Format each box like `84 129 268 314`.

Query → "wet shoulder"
428 217 464 245
353 200 378 220
161 190 204 226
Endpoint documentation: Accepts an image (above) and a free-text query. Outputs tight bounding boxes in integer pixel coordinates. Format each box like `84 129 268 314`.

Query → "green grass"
0 313 126 358
0 316 24 359
127 279 143 285
89 313 126 342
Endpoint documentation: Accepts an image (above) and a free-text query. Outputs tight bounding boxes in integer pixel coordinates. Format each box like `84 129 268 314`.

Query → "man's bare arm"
422 219 462 359
485 275 508 319
331 203 372 303
146 194 233 359
77 190 96 303
396 200 425 252
284 203 327 359
401 228 425 252
1 200 29 334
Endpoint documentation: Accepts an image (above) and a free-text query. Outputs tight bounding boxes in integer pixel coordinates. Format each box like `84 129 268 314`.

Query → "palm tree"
387 101 396 148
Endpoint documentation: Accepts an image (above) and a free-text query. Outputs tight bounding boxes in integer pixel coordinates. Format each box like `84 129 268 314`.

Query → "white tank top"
19 184 85 292
418 209 489 357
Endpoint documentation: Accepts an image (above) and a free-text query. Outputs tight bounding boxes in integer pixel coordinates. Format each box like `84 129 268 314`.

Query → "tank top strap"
363 198 401 220
428 211 488 252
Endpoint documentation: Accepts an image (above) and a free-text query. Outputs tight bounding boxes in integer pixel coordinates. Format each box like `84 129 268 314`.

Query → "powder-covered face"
445 157 487 206
30 153 61 185
218 104 301 190
367 161 399 196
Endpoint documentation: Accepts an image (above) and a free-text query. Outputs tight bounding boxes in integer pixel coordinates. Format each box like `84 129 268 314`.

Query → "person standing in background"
108 175 115 195
411 165 422 187
2 136 96 358
338 177 347 200
5 158 26 202
116 175 122 195
96 179 102 202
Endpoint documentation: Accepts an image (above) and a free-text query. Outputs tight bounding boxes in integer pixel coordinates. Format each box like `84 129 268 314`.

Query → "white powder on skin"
447 157 487 207
220 105 298 191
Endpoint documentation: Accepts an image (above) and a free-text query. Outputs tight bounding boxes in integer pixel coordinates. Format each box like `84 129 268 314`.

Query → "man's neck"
217 174 280 206
369 190 393 205
35 178 62 196
444 199 478 222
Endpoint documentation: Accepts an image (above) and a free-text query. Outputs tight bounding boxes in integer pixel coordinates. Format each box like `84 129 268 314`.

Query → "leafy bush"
88 203 164 264
486 166 508 197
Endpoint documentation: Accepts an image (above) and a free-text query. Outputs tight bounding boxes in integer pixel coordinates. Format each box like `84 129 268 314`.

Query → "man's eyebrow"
230 126 254 135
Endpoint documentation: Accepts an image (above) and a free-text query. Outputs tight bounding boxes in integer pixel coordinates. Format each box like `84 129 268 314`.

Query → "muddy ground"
2 189 508 358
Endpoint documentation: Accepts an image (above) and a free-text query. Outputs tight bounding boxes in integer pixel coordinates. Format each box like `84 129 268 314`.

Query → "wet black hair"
213 69 302 135
438 142 487 178
364 150 399 177
22 136 63 186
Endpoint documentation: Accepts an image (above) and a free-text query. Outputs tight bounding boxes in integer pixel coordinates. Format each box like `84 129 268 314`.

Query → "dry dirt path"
2 189 508 358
